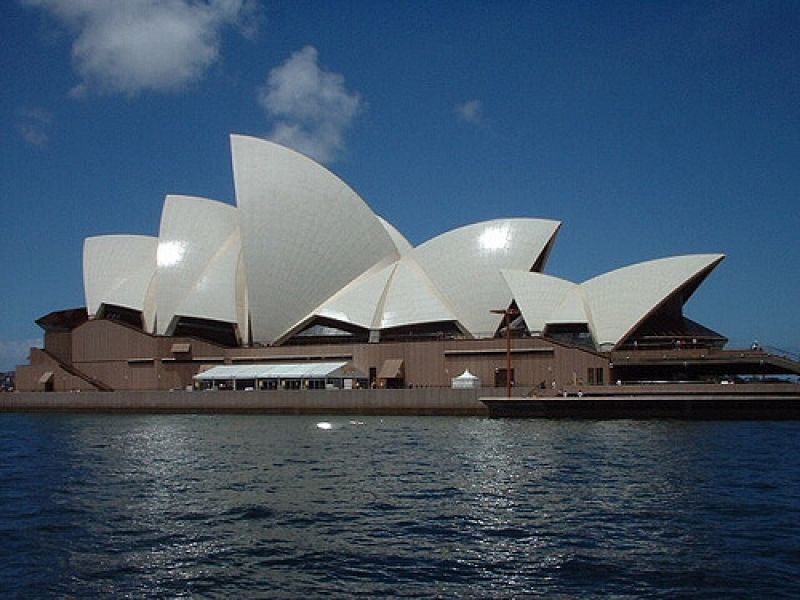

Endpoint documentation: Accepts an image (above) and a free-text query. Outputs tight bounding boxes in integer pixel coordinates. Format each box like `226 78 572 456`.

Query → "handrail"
764 346 800 362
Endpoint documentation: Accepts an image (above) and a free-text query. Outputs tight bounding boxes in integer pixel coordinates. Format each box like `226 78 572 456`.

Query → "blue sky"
2 0 799 370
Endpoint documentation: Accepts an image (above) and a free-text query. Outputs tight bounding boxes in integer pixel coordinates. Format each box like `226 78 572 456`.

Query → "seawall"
4 384 800 418
0 389 490 416
482 384 800 419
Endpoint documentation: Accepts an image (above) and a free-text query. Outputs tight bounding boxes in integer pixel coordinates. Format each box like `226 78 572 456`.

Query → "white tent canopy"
451 369 480 389
194 361 367 390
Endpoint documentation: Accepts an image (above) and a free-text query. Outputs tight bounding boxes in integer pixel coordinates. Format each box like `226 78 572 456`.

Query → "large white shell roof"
411 219 561 336
82 135 724 349
231 134 400 344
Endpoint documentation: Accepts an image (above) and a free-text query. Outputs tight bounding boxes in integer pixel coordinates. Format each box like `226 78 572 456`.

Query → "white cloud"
258 46 363 164
0 338 42 372
23 0 260 97
456 99 483 124
16 107 53 147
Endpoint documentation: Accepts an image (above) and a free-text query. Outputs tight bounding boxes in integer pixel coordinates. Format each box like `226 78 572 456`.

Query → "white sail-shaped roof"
581 254 725 350
501 270 581 334
314 262 397 329
412 219 561 337
155 195 244 336
306 254 460 333
549 288 590 325
79 135 728 353
83 235 158 325
378 257 459 329
231 135 400 344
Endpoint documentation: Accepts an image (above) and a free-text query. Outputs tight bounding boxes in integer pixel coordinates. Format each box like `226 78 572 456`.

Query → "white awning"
38 371 54 384
193 361 364 381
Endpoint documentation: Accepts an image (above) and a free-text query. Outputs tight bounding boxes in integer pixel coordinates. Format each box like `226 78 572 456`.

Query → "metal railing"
764 345 800 362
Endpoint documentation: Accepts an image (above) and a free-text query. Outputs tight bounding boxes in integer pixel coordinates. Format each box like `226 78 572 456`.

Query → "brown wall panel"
73 320 158 362
44 332 72 364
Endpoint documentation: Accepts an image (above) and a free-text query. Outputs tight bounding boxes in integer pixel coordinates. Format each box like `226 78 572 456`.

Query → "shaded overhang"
378 359 404 379
36 308 88 332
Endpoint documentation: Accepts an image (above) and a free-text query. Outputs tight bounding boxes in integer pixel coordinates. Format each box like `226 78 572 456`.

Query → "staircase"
40 349 114 392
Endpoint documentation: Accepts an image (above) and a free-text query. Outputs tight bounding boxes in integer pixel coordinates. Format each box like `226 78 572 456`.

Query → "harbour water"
1 414 799 598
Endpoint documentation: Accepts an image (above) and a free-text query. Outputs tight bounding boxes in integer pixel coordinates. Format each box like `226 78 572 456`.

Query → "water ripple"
1 415 799 598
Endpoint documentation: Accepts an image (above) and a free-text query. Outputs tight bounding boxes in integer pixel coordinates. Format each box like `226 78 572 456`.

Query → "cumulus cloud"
16 107 53 147
22 0 260 97
258 46 363 164
456 99 483 124
0 338 42 372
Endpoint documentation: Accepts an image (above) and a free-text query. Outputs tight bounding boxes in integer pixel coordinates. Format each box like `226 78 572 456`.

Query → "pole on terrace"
491 307 519 399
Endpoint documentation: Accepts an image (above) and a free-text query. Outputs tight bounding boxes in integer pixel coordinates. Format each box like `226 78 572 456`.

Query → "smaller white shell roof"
548 288 589 324
307 255 460 332
193 362 362 380
501 270 581 333
315 262 397 329
155 195 243 335
503 254 724 350
582 253 725 349
83 234 158 319
378 257 458 329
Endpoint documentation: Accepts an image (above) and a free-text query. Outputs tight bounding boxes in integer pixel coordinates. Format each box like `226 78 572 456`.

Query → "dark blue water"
1 415 799 598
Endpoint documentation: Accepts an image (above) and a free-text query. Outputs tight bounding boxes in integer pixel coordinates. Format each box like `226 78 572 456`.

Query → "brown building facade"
17 315 611 393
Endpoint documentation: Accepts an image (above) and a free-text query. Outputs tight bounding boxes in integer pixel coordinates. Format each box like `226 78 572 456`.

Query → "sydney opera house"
16 135 799 393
